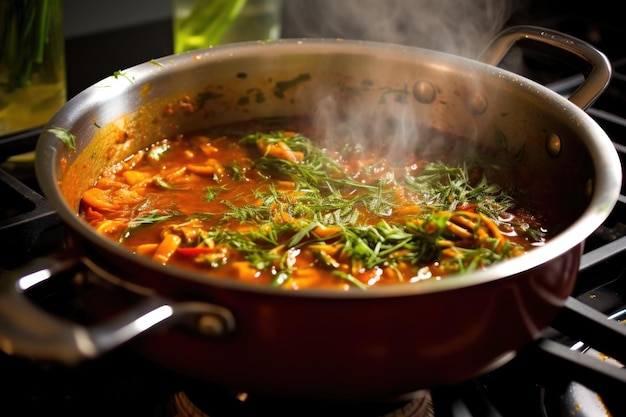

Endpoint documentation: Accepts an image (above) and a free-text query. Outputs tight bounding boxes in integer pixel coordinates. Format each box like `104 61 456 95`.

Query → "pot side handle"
477 25 611 110
0 252 236 365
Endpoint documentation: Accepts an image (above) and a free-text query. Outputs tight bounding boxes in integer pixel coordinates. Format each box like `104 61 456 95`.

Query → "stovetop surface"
2 6 626 417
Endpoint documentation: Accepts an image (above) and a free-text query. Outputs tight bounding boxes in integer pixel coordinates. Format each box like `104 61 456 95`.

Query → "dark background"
63 0 623 99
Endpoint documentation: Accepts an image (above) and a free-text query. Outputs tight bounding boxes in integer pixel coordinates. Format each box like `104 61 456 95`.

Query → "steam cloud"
281 0 531 161
283 0 527 57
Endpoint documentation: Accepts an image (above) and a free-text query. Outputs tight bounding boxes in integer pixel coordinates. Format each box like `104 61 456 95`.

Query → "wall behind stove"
62 0 618 40
57 0 527 98
62 0 172 38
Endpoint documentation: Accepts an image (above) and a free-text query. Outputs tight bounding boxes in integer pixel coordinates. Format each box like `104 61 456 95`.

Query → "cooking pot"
0 26 621 400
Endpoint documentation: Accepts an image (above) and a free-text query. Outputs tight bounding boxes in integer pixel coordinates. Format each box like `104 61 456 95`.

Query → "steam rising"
283 0 526 57
282 0 529 160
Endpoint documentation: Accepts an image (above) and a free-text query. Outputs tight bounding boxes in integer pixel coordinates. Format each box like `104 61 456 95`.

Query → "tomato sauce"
80 118 546 290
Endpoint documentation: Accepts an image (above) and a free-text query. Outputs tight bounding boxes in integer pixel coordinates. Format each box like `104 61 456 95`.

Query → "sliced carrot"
276 180 296 190
231 261 261 281
445 220 473 239
199 143 219 156
136 243 159 256
186 158 225 176
95 219 126 236
395 205 421 215
441 248 461 258
273 210 293 224
450 214 477 230
81 188 118 211
83 186 145 212
308 243 342 256
123 170 151 185
259 139 304 163
153 233 182 264
312 224 343 238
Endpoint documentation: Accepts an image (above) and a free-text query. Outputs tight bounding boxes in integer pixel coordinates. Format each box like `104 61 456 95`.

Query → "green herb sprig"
118 130 545 289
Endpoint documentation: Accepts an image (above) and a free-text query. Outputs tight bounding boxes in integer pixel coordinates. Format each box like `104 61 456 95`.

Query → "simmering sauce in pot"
79 117 547 290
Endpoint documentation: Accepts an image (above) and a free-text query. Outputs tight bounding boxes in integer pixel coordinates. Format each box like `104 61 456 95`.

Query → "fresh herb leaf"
47 127 76 151
112 70 134 83
273 73 312 98
332 271 369 290
148 143 170 161
155 177 182 190
204 185 225 203
119 211 180 242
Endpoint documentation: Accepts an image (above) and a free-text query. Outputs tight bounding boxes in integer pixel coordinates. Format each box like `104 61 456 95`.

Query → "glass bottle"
172 0 283 54
0 0 66 138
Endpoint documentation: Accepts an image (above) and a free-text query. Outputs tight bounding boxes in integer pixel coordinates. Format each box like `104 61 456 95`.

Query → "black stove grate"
0 165 61 271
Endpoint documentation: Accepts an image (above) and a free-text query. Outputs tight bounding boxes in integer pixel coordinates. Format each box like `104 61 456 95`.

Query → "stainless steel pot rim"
35 38 623 299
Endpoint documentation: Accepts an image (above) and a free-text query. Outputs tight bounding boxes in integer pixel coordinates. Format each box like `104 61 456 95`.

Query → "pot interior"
36 39 619 292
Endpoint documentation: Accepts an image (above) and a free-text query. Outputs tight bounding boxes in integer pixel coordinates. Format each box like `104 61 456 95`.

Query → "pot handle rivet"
172 301 236 338
546 133 562 158
466 92 488 115
197 313 234 336
412 81 436 104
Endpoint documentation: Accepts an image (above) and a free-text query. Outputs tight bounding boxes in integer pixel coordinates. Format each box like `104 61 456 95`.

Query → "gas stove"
1 8 626 417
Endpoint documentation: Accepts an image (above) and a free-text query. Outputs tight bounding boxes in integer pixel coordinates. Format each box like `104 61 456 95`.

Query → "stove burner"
556 346 622 417
543 309 626 417
169 390 433 417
